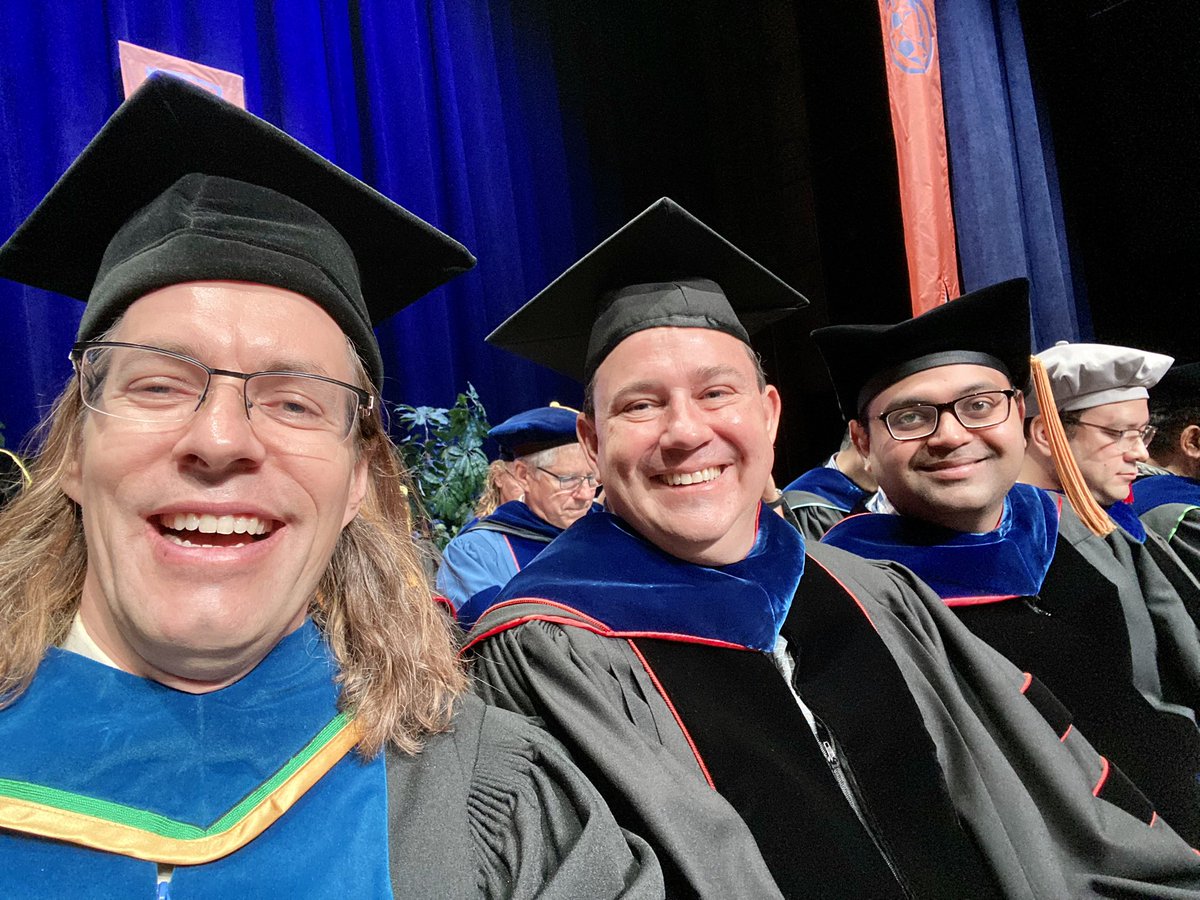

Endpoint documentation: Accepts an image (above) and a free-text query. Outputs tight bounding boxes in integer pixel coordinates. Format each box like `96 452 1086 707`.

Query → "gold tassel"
1029 356 1114 537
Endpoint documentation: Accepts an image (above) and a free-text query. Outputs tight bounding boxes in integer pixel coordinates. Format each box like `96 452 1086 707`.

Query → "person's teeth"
161 513 274 534
164 533 249 549
664 467 721 486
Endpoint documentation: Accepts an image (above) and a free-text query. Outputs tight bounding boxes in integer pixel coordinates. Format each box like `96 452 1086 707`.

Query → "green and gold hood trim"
0 711 360 864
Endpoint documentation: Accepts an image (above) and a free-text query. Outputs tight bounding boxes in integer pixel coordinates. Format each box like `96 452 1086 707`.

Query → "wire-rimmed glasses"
1062 418 1157 452
536 466 599 492
71 341 373 445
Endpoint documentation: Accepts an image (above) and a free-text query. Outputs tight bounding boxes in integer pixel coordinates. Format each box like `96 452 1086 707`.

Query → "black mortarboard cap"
812 278 1032 420
0 74 476 387
486 198 808 382
488 404 580 460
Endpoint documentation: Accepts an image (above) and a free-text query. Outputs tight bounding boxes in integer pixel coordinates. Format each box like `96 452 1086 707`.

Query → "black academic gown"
467 508 1200 899
823 485 1200 847
383 693 663 898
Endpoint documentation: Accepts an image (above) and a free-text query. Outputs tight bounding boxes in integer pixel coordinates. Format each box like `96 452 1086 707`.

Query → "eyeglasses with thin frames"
536 466 599 492
71 341 374 445
876 390 1018 441
1062 418 1157 452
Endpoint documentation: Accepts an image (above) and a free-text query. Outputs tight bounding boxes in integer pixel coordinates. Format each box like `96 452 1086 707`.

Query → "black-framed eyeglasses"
536 466 599 491
71 341 374 444
1062 417 1157 451
877 389 1018 441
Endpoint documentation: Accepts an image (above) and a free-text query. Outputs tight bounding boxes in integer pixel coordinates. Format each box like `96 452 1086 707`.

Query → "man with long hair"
0 76 659 898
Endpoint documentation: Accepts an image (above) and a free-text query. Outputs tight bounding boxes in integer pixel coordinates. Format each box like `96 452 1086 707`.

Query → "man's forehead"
111 281 357 374
546 442 587 464
599 326 756 381
1076 398 1151 426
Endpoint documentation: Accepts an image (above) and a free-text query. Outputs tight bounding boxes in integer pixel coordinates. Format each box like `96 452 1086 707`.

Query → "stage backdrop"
0 0 591 450
937 0 1091 351
1 0 1098 459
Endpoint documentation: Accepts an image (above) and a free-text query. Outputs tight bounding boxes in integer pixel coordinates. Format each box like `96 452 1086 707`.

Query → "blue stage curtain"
937 0 1092 350
0 0 591 449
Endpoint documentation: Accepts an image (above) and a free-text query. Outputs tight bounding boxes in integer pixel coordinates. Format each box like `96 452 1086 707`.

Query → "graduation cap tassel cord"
1030 356 1114 537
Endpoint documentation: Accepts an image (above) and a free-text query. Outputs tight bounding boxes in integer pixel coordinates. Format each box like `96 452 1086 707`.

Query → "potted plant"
391 385 491 551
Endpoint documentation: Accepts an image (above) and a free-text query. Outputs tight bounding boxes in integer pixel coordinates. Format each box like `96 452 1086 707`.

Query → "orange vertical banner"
877 0 961 315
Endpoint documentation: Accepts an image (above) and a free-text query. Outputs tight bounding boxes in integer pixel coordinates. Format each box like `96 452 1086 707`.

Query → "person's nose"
1127 434 1151 463
570 475 598 498
660 398 713 451
171 378 266 475
923 407 972 450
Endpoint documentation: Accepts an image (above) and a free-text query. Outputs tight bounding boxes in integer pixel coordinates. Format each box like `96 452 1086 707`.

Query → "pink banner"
877 0 960 316
118 41 244 108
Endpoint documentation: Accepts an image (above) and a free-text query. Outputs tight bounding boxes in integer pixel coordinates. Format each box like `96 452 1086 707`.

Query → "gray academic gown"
779 489 853 543
1135 509 1200 633
1069 505 1200 721
1143 503 1200 586
384 692 663 898
467 542 1200 899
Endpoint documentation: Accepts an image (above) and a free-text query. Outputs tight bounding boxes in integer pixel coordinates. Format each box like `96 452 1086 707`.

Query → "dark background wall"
536 0 1198 482
537 0 911 481
2 1 1192 483
1020 0 1200 366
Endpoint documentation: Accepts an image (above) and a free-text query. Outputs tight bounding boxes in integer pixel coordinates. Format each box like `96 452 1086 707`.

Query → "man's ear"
1180 424 1200 461
60 448 83 505
1028 415 1052 454
340 456 370 528
577 415 600 473
848 419 871 471
510 456 535 493
762 385 782 444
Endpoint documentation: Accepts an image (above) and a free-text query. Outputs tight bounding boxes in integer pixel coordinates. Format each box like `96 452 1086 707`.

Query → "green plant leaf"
392 384 492 548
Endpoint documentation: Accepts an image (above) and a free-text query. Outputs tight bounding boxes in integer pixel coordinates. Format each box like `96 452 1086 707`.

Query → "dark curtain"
0 0 591 450
937 0 1092 351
